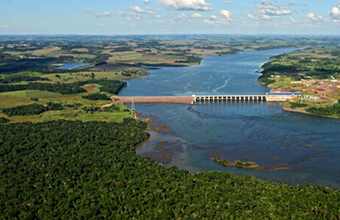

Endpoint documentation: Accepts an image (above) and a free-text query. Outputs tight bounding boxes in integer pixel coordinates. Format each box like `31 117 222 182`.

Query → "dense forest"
82 93 111 100
0 119 340 219
3 102 63 117
0 75 50 83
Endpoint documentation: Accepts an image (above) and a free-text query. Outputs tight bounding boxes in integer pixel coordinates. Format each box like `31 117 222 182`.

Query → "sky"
1 0 340 35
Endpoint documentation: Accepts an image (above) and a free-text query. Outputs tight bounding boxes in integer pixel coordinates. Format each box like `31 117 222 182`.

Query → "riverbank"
258 47 340 119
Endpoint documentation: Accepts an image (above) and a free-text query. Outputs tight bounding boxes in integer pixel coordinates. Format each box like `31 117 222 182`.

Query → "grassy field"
108 52 186 65
7 115 41 123
40 71 147 83
0 94 34 108
31 47 62 57
77 54 96 59
75 111 130 122
0 80 132 123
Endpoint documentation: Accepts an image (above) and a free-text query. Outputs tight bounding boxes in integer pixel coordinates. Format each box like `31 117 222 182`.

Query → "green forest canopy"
0 119 340 219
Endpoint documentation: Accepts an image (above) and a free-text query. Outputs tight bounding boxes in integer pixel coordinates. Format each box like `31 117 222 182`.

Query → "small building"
266 92 301 101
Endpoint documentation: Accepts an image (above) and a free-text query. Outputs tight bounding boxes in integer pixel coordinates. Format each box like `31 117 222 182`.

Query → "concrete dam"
112 93 301 105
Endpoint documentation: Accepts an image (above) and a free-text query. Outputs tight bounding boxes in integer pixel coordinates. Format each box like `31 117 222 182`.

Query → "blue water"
120 48 340 188
56 63 89 69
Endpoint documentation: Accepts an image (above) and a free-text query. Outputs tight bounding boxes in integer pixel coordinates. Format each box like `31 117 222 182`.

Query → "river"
119 48 340 189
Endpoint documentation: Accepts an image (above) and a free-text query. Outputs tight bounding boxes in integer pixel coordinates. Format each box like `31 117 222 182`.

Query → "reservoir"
119 48 340 189
56 62 89 69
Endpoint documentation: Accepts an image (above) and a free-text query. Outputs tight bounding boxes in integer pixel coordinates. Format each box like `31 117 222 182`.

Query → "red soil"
84 85 95 94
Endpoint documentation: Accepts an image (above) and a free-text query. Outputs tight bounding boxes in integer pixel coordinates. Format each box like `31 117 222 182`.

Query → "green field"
0 94 34 108
31 47 62 57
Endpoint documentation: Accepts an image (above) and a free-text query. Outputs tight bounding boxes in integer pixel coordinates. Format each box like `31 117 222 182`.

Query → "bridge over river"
111 93 301 105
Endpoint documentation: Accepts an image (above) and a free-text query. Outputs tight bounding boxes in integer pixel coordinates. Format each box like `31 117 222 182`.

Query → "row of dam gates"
193 93 302 103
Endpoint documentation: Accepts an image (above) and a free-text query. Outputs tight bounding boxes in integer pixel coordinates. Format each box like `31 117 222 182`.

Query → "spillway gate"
193 95 267 103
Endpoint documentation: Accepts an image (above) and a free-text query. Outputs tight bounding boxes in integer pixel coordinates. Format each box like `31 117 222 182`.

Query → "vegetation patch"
82 93 111 100
306 100 340 117
0 95 34 108
0 79 126 95
212 158 260 169
1 120 340 219
0 116 10 123
290 102 309 109
3 102 63 117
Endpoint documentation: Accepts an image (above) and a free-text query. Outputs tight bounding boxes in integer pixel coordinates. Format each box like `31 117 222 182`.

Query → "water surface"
56 62 89 69
120 49 340 188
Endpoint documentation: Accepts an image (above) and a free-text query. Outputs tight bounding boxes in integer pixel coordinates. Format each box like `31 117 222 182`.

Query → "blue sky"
1 0 340 35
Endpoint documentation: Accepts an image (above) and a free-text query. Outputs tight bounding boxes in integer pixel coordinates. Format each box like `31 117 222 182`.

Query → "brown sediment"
111 95 195 105
137 113 173 134
143 141 183 164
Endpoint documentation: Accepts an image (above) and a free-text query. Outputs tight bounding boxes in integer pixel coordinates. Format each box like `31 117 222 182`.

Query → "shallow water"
120 48 340 188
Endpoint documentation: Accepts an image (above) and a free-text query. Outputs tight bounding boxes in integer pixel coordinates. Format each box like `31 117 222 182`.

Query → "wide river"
119 48 340 189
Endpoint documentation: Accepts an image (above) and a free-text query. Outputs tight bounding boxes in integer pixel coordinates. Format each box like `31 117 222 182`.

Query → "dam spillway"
193 95 266 103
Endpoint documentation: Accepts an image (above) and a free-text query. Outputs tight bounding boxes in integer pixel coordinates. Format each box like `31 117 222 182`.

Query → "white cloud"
85 10 111 17
204 19 216 25
224 1 231 4
156 0 213 11
99 23 105 27
191 13 203 18
138 0 149 3
329 2 340 21
209 15 217 20
1 24 8 29
220 9 234 21
154 14 162 18
117 11 143 20
248 0 292 20
247 14 255 20
155 20 164 23
289 16 297 23
130 6 145 13
305 12 328 23
178 13 189 20
289 1 296 5
130 5 155 14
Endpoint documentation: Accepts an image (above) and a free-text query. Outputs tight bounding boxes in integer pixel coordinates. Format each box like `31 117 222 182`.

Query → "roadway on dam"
111 95 195 104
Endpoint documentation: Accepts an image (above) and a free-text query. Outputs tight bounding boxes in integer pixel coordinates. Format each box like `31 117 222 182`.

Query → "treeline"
112 47 133 52
82 93 111 100
258 62 299 85
0 59 55 74
0 117 10 123
1 119 340 219
3 102 63 117
175 56 202 64
0 79 127 95
0 82 87 94
0 75 50 84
